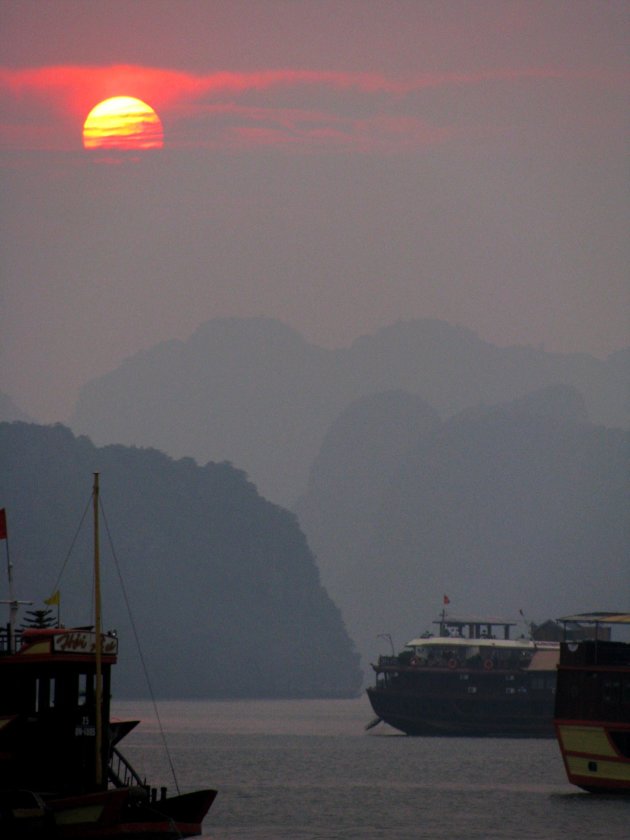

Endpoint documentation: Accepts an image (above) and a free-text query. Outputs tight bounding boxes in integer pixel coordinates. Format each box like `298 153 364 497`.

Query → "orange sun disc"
83 96 163 150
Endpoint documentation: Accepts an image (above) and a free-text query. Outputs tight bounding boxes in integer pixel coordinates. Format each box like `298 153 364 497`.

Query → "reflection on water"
112 697 629 840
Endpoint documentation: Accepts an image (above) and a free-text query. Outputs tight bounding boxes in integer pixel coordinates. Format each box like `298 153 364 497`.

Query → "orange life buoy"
483 659 494 671
447 658 458 669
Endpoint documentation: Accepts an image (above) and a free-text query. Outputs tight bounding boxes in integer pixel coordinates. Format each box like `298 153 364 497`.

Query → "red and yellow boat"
0 477 217 837
554 612 630 794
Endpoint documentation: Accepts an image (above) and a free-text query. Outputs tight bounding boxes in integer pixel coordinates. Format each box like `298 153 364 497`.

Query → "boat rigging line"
47 492 93 616
98 496 182 796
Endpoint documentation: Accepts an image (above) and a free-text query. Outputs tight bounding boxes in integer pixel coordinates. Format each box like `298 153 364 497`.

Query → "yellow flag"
44 590 60 606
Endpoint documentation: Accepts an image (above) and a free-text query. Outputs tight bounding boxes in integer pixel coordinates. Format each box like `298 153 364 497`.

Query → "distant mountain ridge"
70 317 629 506
294 384 630 668
0 421 362 699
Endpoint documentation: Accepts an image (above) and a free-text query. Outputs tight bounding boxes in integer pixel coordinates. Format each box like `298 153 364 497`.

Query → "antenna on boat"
377 633 395 655
93 473 104 787
0 508 33 653
519 608 533 639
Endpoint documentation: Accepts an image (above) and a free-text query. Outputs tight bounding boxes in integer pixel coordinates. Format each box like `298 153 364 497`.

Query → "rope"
49 492 92 595
99 499 181 796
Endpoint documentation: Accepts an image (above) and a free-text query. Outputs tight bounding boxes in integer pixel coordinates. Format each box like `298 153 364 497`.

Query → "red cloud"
0 64 448 121
0 63 625 154
3 63 624 103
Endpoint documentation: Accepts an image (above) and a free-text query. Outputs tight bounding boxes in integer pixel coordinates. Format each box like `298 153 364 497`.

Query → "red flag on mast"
443 594 450 605
0 509 7 541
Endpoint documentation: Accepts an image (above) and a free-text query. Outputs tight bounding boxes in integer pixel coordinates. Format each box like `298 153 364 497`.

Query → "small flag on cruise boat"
443 594 450 605
0 509 7 540
44 590 60 607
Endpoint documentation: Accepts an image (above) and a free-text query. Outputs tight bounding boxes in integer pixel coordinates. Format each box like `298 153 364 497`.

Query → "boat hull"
554 721 630 794
1 787 217 839
366 669 556 737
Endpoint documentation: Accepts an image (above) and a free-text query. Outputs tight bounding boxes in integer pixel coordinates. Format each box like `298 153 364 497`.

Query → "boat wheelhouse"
554 612 630 794
366 614 559 737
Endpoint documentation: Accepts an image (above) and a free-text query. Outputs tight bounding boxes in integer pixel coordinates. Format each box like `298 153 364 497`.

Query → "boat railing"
0 626 24 655
376 650 537 671
108 746 146 790
377 655 402 666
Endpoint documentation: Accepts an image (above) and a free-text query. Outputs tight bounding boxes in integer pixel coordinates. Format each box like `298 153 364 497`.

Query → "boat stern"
555 721 630 793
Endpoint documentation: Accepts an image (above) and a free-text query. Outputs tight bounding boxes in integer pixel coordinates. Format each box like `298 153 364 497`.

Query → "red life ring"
410 656 420 667
483 659 494 671
447 658 458 669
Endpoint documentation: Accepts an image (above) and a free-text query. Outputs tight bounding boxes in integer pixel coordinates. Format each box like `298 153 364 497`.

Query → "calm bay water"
112 697 628 840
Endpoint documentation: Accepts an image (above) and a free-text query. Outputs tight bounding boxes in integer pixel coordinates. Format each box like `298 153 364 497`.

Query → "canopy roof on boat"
406 636 537 650
558 612 630 624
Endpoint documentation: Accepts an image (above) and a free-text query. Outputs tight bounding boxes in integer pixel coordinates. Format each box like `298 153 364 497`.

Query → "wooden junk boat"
0 476 217 837
366 613 559 737
554 612 630 793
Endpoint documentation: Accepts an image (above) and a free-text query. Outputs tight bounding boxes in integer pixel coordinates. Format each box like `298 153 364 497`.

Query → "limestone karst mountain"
70 317 629 506
0 421 362 698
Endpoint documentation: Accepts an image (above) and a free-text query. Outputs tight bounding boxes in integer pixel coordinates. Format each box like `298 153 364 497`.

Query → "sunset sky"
1 0 628 421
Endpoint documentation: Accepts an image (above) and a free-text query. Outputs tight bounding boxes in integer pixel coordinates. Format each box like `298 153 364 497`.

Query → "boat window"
78 672 88 706
609 730 630 759
78 671 96 707
14 675 36 712
33 677 55 711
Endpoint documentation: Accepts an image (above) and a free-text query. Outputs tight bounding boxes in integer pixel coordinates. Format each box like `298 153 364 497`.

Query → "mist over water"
114 697 629 839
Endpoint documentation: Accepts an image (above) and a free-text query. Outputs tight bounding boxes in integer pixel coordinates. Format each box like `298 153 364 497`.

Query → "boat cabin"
0 625 119 795
432 615 518 640
555 612 630 720
397 616 555 672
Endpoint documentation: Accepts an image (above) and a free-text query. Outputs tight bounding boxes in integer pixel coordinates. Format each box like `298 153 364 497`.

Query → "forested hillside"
0 422 362 698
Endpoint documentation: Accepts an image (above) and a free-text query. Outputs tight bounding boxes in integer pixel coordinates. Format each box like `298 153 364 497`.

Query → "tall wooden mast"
93 472 103 787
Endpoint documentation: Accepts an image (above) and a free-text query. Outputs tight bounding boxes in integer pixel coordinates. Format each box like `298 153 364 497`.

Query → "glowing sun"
82 96 163 150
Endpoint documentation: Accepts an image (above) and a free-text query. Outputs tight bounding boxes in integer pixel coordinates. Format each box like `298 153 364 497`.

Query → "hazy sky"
1 0 628 421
